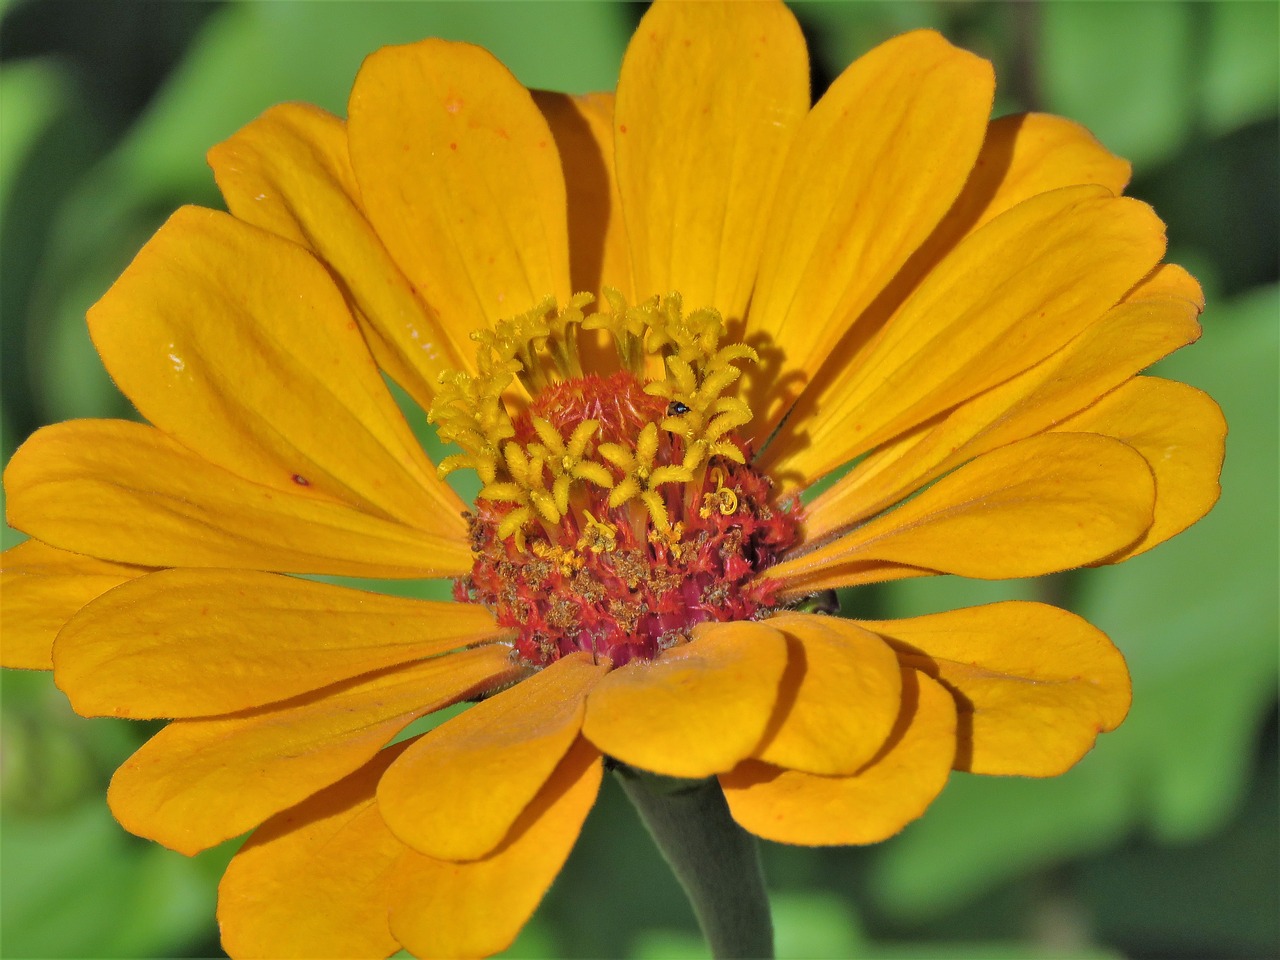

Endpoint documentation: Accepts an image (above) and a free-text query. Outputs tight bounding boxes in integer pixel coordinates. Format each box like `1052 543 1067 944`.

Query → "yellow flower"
0 2 1225 957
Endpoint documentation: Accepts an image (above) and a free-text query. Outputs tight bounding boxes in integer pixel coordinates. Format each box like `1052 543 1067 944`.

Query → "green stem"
615 765 774 959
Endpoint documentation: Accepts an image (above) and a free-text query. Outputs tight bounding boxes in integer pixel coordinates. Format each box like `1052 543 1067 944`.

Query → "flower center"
429 292 801 667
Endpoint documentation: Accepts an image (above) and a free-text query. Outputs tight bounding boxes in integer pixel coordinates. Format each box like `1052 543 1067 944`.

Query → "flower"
0 1 1225 957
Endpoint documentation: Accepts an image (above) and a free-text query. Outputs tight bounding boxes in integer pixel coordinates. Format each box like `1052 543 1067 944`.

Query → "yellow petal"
753 613 903 776
54 569 507 717
107 644 518 856
767 432 1155 594
721 669 956 845
1058 377 1226 561
87 206 463 535
615 0 808 316
864 603 1130 776
218 741 414 960
5 420 470 578
747 30 994 417
379 652 607 861
388 737 602 960
581 620 788 777
0 540 147 670
349 38 570 337
534 91 633 303
804 284 1203 542
208 102 469 410
762 185 1167 485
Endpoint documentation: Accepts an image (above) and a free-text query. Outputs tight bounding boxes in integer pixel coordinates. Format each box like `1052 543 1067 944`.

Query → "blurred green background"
1 1 1276 958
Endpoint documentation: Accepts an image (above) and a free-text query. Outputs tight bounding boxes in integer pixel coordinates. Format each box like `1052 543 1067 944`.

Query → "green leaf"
1039 1 1195 168
1201 1 1280 136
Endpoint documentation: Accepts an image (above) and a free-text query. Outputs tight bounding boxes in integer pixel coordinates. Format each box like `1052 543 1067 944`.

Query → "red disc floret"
454 374 802 667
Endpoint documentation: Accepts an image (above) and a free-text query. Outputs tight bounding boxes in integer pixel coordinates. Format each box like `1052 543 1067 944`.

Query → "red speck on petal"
449 141 458 151
619 124 628 134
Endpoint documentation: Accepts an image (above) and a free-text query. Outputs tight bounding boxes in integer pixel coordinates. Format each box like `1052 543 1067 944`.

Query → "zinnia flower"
1 2 1225 957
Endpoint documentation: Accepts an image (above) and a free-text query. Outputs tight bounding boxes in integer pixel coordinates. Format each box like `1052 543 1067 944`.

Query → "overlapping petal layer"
0 540 147 670
767 433 1155 593
54 569 508 717
754 613 902 776
721 670 956 845
218 741 414 960
379 652 606 861
803 270 1204 542
87 206 462 534
107 644 518 855
1057 377 1225 561
762 185 1167 486
5 420 470 578
747 30 993 423
862 602 1130 776
582 621 788 777
388 738 603 959
208 103 465 410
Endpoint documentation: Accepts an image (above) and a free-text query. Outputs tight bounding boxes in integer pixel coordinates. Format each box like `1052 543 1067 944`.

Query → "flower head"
1 2 1224 957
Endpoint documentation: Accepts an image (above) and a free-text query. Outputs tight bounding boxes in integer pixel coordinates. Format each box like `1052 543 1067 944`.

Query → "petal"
379 652 607 861
107 644 518 855
0 540 147 670
54 569 507 717
860 602 1130 777
533 91 633 303
720 669 956 846
87 206 463 535
5 420 471 578
208 102 468 409
581 620 788 777
753 613 902 776
762 185 1168 485
747 30 994 415
1058 377 1226 561
803 280 1203 542
388 737 602 960
218 741 414 960
349 38 570 338
615 0 809 316
767 433 1155 594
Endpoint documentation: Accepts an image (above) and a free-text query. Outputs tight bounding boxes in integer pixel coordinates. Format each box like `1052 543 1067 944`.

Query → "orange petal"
861 602 1131 776
748 30 993 415
388 737 602 960
54 569 507 717
534 91 632 303
1059 377 1226 561
753 613 902 776
107 644 518 855
0 540 147 670
208 102 468 409
767 433 1155 594
87 206 463 535
721 669 956 845
349 38 570 339
762 185 1167 485
615 0 808 317
218 740 414 960
4 419 471 578
581 620 788 777
379 652 607 861
803 282 1203 542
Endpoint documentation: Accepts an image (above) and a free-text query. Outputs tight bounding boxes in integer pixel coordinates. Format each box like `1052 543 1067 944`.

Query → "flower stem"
615 765 774 959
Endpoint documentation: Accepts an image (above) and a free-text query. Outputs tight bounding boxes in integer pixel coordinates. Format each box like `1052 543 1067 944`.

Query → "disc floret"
430 291 801 666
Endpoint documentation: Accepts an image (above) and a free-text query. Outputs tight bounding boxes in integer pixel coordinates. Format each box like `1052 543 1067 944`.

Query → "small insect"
667 401 691 416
